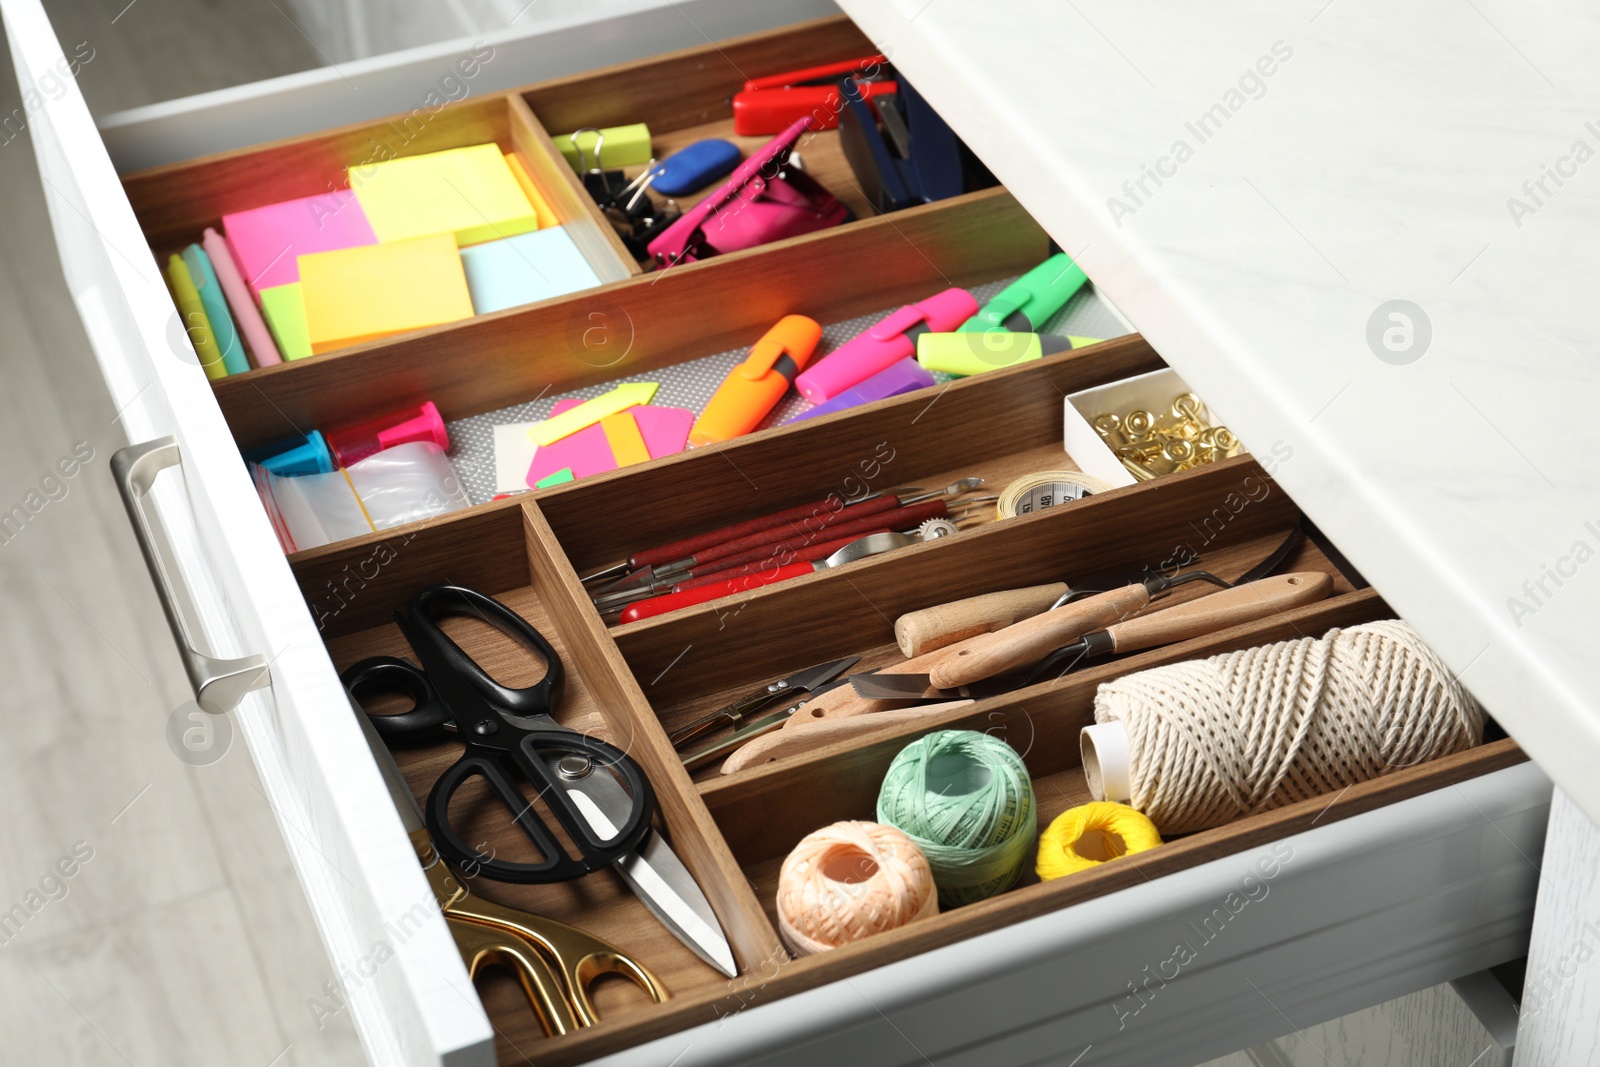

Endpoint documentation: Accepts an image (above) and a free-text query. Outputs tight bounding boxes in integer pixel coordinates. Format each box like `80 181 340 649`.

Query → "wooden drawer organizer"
116 15 1526 1067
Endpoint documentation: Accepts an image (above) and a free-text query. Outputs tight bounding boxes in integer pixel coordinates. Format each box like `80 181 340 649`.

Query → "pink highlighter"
794 288 978 403
201 227 282 367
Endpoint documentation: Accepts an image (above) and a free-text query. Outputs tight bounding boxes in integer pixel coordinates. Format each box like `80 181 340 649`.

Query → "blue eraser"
786 359 936 423
652 139 741 196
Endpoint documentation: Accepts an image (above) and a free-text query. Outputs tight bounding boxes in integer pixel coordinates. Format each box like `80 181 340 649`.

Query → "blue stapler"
837 73 995 213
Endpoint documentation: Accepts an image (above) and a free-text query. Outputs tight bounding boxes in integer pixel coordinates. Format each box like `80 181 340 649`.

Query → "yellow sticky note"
601 412 651 467
166 254 225 379
528 382 658 446
259 283 313 361
351 143 539 247
298 235 475 354
505 152 559 230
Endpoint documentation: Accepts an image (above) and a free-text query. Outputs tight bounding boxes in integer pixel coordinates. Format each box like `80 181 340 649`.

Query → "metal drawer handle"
112 437 270 714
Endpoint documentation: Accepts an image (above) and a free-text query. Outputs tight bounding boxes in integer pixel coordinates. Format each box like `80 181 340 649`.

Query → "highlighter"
182 244 248 376
165 254 226 380
958 253 1088 333
794 288 977 403
917 332 1103 377
691 315 822 445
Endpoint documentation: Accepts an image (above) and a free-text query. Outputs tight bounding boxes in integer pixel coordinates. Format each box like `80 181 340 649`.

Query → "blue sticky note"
458 227 602 314
182 244 248 375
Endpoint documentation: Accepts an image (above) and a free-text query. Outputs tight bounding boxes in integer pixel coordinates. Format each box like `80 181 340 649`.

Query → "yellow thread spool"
1036 801 1161 881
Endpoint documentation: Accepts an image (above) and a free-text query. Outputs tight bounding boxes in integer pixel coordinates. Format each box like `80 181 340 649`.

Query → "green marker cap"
958 252 1090 333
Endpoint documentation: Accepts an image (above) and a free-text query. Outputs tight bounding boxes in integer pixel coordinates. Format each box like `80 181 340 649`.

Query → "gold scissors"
352 700 669 1035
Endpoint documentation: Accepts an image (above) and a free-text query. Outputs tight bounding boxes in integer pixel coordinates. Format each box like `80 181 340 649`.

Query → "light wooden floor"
0 2 361 1065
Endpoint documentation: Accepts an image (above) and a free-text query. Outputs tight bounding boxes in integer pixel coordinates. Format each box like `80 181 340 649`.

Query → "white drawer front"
1 1 491 1063
592 763 1548 1067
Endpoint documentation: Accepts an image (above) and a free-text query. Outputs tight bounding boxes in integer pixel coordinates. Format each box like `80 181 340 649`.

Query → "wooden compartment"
121 88 633 354
520 16 918 227
611 457 1355 766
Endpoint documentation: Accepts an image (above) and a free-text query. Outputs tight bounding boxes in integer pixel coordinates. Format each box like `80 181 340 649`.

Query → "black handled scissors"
343 584 654 884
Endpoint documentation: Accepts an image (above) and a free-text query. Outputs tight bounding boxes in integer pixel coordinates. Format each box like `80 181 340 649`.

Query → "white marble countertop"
841 0 1600 819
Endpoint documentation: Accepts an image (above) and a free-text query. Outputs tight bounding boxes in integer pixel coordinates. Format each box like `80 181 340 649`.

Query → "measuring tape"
996 471 1112 519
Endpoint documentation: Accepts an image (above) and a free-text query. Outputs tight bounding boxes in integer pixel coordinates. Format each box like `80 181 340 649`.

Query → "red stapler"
732 54 896 136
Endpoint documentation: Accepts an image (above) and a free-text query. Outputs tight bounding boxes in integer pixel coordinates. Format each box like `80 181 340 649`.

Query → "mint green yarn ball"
876 730 1037 907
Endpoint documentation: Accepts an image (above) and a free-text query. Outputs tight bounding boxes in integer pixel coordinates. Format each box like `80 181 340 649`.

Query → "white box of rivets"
1063 367 1201 488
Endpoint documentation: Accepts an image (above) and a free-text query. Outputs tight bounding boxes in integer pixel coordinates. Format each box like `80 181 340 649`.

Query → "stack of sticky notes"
491 382 696 493
166 142 608 378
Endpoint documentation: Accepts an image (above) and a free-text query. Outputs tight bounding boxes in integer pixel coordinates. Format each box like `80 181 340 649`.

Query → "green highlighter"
917 332 1104 377
959 252 1089 334
182 244 249 375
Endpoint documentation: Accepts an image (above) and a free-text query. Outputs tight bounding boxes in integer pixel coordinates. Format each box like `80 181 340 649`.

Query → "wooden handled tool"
928 584 1159 689
1020 572 1335 687
720 701 973 774
893 583 1070 657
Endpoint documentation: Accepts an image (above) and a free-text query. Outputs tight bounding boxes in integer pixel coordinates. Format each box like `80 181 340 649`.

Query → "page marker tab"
601 411 651 467
528 382 658 446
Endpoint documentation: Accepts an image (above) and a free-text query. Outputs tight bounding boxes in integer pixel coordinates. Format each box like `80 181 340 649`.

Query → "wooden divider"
521 502 787 973
506 93 639 279
213 185 1044 448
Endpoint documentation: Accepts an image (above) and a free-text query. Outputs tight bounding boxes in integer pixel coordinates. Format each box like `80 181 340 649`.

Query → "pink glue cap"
325 401 449 467
794 287 978 403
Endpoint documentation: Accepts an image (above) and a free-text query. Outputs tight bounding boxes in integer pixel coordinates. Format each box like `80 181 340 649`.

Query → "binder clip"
837 73 996 214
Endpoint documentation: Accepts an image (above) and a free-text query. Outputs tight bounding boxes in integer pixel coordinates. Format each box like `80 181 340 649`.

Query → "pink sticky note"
223 190 378 299
630 405 695 459
201 228 282 367
526 400 618 485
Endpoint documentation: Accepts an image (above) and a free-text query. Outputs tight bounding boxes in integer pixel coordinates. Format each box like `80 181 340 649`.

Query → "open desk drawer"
3 2 1552 1066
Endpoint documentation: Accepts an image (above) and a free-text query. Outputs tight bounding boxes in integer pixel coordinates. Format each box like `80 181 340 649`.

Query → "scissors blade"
566 782 737 977
351 697 428 835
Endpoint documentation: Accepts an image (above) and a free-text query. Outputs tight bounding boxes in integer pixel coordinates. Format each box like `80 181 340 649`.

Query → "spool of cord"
877 730 1037 907
1084 619 1485 834
996 471 1111 519
775 821 938 956
1036 801 1162 881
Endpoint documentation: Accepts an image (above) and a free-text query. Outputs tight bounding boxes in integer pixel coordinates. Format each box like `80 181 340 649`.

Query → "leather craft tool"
581 477 983 587
718 701 974 774
796 288 979 403
731 55 895 135
343 584 736 976
958 253 1090 334
690 315 822 445
862 525 1309 695
849 572 1334 700
351 704 668 1034
891 524 1305 658
616 527 963 623
671 657 859 771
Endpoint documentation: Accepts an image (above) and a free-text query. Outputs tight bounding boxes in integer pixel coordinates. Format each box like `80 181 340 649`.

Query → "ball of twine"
877 730 1037 907
1095 619 1485 834
775 821 938 956
1037 801 1162 882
